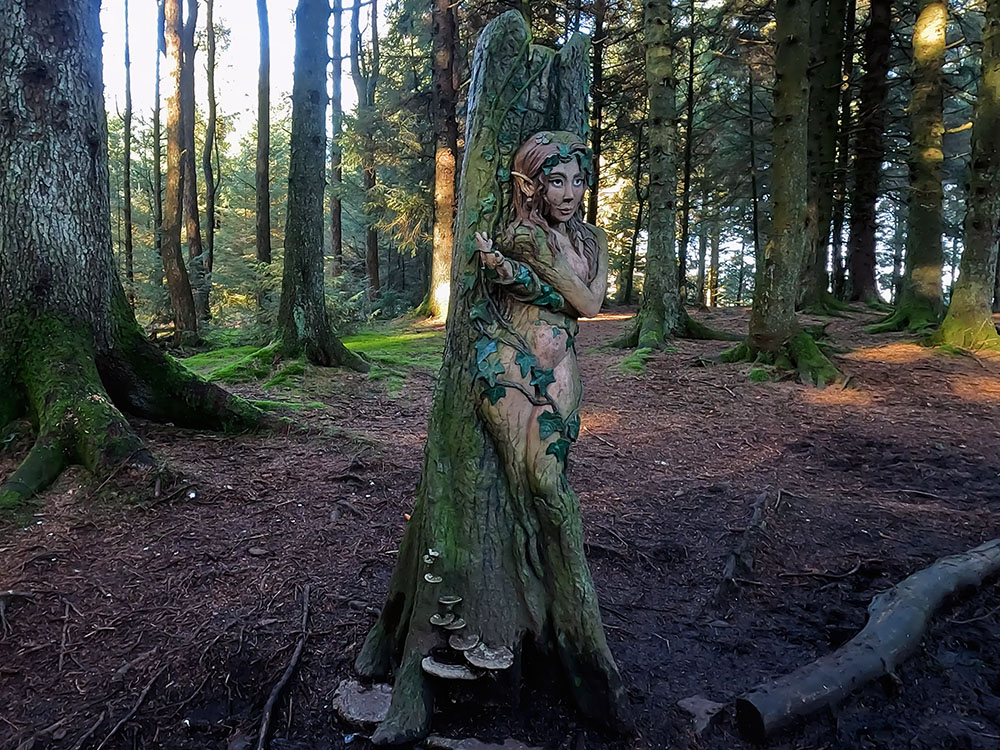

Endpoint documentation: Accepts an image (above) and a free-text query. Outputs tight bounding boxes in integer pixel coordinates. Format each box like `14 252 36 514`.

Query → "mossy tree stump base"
0 295 268 513
722 332 841 388
613 308 741 349
354 12 627 745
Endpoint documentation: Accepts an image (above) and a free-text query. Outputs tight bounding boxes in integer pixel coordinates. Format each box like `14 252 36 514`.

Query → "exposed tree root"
0 303 269 513
721 332 841 388
866 302 940 334
799 291 855 318
613 308 741 349
713 491 777 611
736 538 1000 741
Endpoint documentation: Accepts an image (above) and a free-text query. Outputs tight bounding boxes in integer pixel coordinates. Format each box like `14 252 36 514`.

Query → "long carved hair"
504 131 598 281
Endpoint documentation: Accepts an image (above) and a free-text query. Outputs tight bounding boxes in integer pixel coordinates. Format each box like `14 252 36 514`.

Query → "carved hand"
476 232 513 280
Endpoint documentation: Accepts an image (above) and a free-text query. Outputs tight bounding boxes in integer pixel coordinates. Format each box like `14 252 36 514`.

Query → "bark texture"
934 0 1000 349
123 0 135 306
203 0 218 280
726 0 840 384
0 0 263 511
181 0 208 319
152 0 165 290
256 0 272 269
618 0 735 345
162 0 199 335
748 0 811 352
355 13 626 744
330 0 343 272
351 0 381 299
847 0 891 303
800 0 849 311
870 0 947 332
278 0 367 371
427 0 459 319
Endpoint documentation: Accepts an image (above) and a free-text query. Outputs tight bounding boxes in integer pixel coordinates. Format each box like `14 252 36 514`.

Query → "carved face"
541 160 586 224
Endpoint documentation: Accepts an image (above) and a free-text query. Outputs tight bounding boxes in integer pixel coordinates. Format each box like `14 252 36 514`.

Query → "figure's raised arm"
509 227 608 318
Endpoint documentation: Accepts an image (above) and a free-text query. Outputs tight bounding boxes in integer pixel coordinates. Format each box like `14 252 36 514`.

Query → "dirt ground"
2 306 999 750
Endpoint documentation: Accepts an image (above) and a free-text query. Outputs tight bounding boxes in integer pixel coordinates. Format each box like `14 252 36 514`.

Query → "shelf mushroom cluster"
419 550 514 681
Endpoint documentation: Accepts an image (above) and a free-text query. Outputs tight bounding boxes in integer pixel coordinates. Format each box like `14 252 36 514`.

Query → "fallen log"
736 537 1000 741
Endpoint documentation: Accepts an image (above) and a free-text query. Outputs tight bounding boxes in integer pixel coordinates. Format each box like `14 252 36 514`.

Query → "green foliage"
617 347 655 375
343 326 445 396
748 367 772 382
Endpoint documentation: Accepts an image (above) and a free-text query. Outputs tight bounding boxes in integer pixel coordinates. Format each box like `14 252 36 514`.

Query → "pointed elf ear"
511 171 535 198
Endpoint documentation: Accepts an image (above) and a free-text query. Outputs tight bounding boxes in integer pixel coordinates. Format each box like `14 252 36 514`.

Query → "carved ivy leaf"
468 209 480 225
546 438 571 465
465 235 479 260
469 299 491 324
475 337 498 364
530 366 556 396
478 358 506 386
481 193 497 213
482 146 495 163
565 414 581 442
557 144 571 159
565 335 575 350
483 384 507 405
461 271 478 293
515 350 536 378
535 285 564 308
537 411 565 440
497 167 511 182
513 264 533 287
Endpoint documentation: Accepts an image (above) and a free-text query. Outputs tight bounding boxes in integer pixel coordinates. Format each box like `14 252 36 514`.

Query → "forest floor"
2 305 1000 750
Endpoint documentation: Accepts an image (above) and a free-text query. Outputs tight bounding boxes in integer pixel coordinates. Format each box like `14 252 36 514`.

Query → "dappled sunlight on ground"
845 341 935 363
799 385 876 408
949 375 1000 405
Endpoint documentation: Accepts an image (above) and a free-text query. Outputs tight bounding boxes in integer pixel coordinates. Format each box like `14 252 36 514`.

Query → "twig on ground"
949 604 1000 625
778 560 865 580
58 601 71 672
70 711 107 750
581 426 625 456
255 584 311 750
95 667 165 750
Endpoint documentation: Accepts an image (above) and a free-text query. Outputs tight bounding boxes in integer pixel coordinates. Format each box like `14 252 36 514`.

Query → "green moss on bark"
722 332 841 388
866 300 940 334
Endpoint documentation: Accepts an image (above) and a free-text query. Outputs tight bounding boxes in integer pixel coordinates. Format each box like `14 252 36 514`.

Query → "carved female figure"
475 131 608 500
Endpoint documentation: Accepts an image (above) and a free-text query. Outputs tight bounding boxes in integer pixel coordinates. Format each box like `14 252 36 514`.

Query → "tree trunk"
427 0 459 319
727 0 840 385
278 0 367 371
181 0 208 320
800 0 849 312
934 0 1000 349
830 0 856 299
869 0 946 332
677 0 697 301
619 0 682 346
202 0 217 279
256 0 272 277
0 0 263 511
709 219 720 307
163 0 199 336
330 0 343 273
123 0 135 307
152 0 165 290
351 0 381 299
619 126 644 306
355 14 625 744
748 71 762 268
586 0 606 226
696 220 707 307
847 0 891 303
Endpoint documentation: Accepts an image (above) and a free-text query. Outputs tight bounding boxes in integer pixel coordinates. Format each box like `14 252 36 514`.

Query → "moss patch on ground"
343 328 444 396
180 325 445 399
